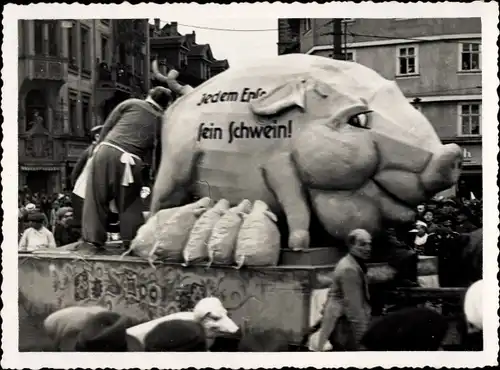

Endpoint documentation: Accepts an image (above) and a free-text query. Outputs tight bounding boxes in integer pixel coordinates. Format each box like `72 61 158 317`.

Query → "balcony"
19 55 66 82
96 62 134 91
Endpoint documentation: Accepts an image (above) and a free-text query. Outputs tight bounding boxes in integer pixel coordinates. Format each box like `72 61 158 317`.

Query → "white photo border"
2 2 499 368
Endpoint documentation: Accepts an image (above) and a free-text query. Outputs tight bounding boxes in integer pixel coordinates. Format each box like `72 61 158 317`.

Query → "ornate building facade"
18 19 149 193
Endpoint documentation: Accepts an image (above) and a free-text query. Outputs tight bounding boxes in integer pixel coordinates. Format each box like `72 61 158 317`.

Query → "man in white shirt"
19 212 56 252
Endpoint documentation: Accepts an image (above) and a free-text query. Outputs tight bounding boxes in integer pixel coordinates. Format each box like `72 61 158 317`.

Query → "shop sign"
461 145 482 166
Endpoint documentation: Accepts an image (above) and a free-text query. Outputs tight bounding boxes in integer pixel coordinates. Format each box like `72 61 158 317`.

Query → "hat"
464 280 483 330
144 319 207 352
361 307 449 351
91 125 103 134
25 203 36 211
27 212 46 222
73 311 140 352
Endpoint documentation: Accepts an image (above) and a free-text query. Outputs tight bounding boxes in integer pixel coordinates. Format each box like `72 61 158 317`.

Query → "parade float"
19 54 468 349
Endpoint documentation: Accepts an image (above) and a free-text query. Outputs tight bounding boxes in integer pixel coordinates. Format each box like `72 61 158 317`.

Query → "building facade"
149 20 229 91
279 18 482 198
18 19 149 194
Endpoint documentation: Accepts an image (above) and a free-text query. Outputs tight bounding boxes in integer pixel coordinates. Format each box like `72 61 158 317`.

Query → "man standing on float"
80 87 172 251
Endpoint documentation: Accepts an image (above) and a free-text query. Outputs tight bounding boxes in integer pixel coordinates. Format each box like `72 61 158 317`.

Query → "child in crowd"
18 212 56 252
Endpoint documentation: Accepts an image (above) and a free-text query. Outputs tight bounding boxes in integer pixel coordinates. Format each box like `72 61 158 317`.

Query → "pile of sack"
123 198 282 269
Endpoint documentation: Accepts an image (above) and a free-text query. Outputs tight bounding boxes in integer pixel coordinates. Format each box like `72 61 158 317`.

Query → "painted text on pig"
196 88 266 106
197 120 293 144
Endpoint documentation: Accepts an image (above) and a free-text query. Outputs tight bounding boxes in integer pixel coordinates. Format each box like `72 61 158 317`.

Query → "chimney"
171 21 178 34
154 18 160 31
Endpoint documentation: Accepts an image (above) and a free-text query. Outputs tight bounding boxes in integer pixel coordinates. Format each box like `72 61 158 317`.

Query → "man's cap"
464 280 483 330
70 311 140 352
27 212 46 222
144 319 207 352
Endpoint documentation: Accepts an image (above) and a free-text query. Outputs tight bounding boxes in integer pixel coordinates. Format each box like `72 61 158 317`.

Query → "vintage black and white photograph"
2 2 499 369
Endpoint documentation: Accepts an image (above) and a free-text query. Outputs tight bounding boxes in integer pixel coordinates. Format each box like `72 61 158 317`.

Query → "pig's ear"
250 79 307 116
313 80 332 98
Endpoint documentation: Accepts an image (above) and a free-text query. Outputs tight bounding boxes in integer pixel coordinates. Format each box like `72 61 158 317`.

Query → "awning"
20 166 61 171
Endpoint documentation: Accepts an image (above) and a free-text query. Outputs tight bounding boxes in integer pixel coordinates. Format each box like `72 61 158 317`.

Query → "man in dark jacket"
81 87 171 251
310 229 372 351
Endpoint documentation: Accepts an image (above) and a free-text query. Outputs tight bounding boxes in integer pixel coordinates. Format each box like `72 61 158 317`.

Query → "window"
80 26 90 71
397 46 418 75
47 20 58 56
81 96 91 137
34 20 44 55
304 19 312 33
459 103 481 136
68 23 77 68
101 36 109 63
345 51 356 62
68 95 78 135
460 42 481 71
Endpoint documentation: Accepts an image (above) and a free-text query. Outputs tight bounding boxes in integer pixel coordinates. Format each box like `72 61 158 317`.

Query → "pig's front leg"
261 151 311 250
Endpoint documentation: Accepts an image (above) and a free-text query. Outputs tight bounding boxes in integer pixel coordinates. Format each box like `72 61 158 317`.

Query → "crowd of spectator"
18 187 80 249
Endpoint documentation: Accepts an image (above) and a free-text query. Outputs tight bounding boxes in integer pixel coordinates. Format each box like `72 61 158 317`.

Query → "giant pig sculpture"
150 54 462 250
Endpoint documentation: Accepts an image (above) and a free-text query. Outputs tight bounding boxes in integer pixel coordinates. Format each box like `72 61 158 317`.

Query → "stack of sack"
126 198 282 268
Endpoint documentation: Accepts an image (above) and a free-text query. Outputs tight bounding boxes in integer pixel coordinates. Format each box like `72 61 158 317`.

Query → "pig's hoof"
289 229 310 251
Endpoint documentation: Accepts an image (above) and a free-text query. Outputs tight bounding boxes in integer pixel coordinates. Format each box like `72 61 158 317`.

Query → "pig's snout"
420 143 462 194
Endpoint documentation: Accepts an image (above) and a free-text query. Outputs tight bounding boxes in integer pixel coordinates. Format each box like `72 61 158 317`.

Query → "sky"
153 18 279 69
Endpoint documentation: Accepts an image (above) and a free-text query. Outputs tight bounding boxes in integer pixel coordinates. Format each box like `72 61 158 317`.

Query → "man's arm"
340 268 371 346
97 99 135 144
19 229 29 251
70 146 92 187
46 229 57 249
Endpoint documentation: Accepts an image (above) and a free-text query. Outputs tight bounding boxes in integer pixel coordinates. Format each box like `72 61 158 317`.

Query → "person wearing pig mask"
80 87 172 251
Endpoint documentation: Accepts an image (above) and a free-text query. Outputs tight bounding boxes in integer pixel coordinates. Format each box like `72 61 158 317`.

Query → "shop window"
460 42 481 72
34 20 44 55
397 46 418 75
458 103 481 136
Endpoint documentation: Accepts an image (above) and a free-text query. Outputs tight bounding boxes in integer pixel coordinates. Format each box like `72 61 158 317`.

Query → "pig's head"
250 59 462 239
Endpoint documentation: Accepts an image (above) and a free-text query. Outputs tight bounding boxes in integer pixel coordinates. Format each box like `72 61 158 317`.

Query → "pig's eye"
348 113 370 129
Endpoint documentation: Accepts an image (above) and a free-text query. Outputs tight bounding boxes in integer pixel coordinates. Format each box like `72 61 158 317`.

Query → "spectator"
238 329 290 352
18 212 57 252
422 210 438 233
455 209 478 233
462 280 483 350
54 207 81 247
24 202 49 228
360 307 449 351
144 320 207 352
49 200 61 232
416 204 426 221
409 220 431 256
310 229 372 351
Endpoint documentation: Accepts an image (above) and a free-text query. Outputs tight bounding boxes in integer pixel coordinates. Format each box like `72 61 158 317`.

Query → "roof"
211 59 229 69
187 44 214 60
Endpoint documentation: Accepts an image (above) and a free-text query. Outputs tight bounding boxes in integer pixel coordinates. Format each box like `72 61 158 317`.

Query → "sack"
125 207 180 265
235 200 281 268
207 199 253 266
153 197 212 262
183 199 230 266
